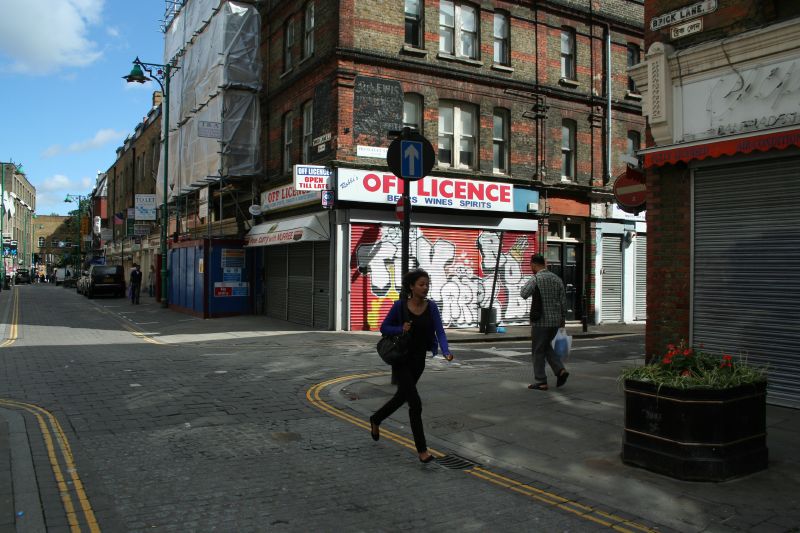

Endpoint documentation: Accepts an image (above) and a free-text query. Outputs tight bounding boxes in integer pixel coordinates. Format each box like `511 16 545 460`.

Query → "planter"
622 379 768 481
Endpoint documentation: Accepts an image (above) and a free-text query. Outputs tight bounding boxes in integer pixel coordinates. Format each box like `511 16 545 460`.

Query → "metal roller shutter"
313 242 330 328
266 245 287 320
287 242 314 325
601 235 623 322
350 224 536 330
635 236 647 320
693 157 800 408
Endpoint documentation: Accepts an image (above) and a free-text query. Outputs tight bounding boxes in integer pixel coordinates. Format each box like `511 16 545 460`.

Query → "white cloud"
39 174 72 192
106 26 120 38
0 0 105 74
42 128 126 158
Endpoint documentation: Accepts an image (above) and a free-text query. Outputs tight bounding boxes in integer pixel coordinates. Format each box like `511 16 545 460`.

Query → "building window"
627 43 641 93
405 0 423 48
439 1 478 59
627 130 641 157
303 2 315 58
302 100 313 163
561 119 576 180
403 93 423 132
560 28 576 80
51 239 59 247
284 19 295 71
438 102 477 169
283 112 293 173
492 108 509 173
493 11 509 65
38 236 45 247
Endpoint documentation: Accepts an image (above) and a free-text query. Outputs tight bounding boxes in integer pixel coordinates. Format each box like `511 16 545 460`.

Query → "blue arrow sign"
400 140 423 179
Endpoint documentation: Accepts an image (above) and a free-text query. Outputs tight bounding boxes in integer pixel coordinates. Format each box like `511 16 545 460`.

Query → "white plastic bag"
551 327 572 361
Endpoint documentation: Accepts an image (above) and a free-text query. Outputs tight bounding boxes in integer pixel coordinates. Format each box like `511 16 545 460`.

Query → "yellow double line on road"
1 288 100 532
0 399 101 533
307 373 658 533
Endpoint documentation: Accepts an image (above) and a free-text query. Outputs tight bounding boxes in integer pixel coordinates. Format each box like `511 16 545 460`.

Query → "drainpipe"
605 24 612 183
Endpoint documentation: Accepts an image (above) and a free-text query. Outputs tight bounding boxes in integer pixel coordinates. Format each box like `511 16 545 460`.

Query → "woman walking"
369 269 453 463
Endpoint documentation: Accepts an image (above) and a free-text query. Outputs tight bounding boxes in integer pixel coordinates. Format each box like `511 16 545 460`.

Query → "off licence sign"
293 164 332 190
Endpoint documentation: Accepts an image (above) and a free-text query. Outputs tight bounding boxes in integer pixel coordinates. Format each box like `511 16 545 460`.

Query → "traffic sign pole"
386 128 435 298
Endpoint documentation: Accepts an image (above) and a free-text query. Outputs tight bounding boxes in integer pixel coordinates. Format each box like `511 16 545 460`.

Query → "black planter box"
622 379 768 481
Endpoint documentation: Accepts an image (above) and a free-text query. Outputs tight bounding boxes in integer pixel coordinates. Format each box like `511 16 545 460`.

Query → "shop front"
335 168 539 331
247 183 331 328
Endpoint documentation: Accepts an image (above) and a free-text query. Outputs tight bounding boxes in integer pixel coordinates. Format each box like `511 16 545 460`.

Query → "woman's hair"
402 268 430 294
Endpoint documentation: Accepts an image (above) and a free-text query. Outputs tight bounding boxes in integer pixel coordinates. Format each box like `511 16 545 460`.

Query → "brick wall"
644 0 800 50
645 163 691 359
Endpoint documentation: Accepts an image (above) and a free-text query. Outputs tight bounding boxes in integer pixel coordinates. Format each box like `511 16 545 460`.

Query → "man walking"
520 254 569 390
129 264 142 305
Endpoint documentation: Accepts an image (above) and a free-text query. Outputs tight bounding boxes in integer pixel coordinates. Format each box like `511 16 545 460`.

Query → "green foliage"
621 339 766 389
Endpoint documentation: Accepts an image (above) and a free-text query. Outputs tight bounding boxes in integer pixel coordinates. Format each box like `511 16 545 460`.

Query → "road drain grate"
435 454 479 470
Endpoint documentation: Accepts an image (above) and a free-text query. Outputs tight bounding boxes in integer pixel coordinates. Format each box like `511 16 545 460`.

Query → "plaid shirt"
520 269 567 327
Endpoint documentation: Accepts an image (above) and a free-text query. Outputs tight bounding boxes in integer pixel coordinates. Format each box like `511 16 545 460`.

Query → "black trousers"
372 352 427 453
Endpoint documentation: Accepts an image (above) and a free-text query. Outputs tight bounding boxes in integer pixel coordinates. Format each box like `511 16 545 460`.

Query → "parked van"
53 267 72 285
86 265 126 298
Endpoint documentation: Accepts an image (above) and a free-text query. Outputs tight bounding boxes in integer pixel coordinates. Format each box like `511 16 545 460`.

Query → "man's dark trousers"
130 283 141 304
531 326 564 385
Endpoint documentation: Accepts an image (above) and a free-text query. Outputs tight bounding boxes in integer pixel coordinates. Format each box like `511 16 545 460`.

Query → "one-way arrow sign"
401 140 422 179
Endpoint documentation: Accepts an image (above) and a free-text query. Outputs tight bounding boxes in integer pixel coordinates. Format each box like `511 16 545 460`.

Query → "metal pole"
76 197 81 272
484 231 504 333
161 64 170 308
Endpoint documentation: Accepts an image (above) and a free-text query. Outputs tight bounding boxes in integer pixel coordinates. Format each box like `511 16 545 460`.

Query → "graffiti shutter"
349 223 537 331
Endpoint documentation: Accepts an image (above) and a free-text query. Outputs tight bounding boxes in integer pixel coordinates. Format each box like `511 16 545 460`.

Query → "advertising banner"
293 164 333 190
261 183 319 212
337 168 514 212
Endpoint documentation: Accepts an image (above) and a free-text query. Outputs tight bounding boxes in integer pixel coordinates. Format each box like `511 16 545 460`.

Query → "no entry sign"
613 167 646 210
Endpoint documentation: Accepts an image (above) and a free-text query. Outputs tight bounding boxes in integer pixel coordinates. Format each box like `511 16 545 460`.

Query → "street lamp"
123 56 175 308
64 194 85 272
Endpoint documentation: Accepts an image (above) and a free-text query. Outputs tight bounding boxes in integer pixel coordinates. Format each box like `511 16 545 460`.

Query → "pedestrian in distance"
129 264 142 305
520 254 569 390
369 268 454 463
148 264 155 297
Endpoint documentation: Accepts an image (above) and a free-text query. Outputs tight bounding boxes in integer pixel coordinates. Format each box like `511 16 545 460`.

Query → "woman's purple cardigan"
380 299 451 356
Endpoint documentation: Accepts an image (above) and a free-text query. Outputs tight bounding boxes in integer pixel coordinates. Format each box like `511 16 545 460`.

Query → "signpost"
386 128 435 281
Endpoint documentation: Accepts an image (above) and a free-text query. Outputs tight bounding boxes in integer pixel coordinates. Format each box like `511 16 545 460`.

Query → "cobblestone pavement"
1 285 628 532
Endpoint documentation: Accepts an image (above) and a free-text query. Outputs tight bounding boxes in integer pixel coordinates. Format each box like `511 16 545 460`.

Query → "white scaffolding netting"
158 0 261 205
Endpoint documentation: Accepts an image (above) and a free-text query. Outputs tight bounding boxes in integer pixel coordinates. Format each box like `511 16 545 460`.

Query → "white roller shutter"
635 236 647 320
601 235 623 322
693 156 800 408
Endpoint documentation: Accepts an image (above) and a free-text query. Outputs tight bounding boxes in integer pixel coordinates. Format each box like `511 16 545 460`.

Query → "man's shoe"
557 370 570 387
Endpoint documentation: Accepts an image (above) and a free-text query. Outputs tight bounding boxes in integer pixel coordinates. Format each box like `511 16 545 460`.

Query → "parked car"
15 269 31 284
85 265 125 298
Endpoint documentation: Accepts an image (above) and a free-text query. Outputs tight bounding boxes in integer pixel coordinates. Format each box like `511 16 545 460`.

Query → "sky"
0 0 168 216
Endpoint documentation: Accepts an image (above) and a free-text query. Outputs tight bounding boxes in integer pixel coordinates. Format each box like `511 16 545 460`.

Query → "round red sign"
613 168 646 208
395 197 405 221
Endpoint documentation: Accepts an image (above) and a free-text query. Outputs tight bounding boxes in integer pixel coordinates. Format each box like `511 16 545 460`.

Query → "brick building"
629 1 800 407
103 97 162 290
253 0 645 329
1 162 36 279
32 215 71 280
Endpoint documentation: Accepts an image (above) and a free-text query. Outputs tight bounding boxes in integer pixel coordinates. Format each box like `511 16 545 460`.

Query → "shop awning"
642 127 800 168
244 212 329 247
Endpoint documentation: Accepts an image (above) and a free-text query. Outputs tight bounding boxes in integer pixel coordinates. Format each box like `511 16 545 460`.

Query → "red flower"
683 349 693 356
680 369 692 377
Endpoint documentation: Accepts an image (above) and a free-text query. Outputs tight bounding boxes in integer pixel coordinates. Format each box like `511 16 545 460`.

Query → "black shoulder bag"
377 299 410 365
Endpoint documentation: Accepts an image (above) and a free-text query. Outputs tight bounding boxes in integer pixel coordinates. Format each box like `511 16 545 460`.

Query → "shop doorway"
546 242 582 320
